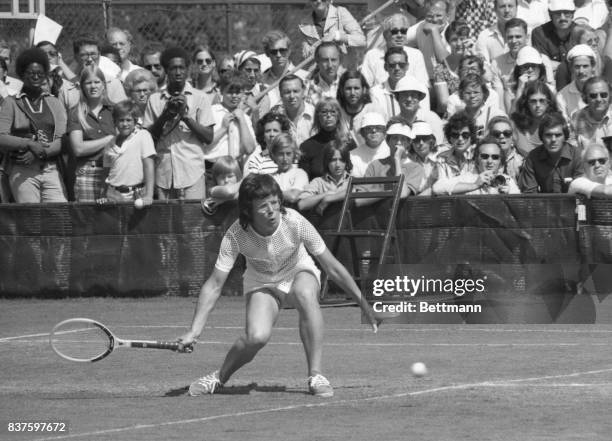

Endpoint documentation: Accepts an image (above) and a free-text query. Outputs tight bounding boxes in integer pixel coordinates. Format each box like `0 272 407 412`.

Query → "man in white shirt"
370 46 430 120
476 0 518 65
305 42 345 106
557 44 598 122
106 27 141 82
361 13 429 89
275 75 315 146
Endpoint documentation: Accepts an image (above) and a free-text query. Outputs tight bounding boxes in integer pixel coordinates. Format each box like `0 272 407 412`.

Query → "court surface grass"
1 297 612 441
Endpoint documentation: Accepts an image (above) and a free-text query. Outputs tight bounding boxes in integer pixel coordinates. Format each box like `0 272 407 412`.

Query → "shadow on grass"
165 384 308 396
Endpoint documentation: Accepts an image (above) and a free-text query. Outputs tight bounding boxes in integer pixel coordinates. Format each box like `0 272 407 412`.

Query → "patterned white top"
215 208 326 285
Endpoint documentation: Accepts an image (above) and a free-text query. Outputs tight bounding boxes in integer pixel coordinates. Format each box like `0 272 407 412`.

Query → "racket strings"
50 321 111 362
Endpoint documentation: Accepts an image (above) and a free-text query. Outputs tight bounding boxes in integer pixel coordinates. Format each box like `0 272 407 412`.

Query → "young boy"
99 100 155 206
178 173 379 397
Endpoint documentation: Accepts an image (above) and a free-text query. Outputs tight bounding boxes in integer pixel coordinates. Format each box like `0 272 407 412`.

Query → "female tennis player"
178 173 379 397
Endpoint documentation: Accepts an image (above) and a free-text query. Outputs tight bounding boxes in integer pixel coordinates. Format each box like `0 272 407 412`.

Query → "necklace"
24 95 43 114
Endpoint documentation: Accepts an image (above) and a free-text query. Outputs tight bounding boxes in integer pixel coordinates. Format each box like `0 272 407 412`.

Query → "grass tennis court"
1 297 612 441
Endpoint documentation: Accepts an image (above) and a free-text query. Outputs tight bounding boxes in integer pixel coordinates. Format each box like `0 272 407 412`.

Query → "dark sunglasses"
520 63 540 70
390 28 408 35
414 135 432 142
491 130 512 138
196 58 214 65
363 126 385 134
589 92 609 100
450 131 471 140
387 62 407 69
269 48 288 56
587 158 608 166
479 154 500 160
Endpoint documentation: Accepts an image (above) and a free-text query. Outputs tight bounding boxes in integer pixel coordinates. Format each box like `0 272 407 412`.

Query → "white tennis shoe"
189 370 223 396
308 374 334 397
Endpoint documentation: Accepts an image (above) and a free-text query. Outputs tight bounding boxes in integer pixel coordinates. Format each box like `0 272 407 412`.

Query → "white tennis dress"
215 208 326 295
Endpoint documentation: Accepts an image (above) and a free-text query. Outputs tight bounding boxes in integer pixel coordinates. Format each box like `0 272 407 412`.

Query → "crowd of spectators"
1 0 612 209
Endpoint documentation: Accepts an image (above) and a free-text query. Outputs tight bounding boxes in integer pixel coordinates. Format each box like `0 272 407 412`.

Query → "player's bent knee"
244 330 272 348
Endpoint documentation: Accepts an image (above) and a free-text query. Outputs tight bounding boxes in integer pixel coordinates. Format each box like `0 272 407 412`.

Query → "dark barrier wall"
1 196 611 315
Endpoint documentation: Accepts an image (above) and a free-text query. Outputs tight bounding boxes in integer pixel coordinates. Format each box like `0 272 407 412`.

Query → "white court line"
3 325 612 342
4 339 612 348
28 367 612 441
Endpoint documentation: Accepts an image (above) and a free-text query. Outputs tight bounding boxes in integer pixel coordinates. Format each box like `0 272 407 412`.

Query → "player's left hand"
177 331 198 352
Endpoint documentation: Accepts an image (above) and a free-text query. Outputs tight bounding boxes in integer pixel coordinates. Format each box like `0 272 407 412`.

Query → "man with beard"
143 47 215 200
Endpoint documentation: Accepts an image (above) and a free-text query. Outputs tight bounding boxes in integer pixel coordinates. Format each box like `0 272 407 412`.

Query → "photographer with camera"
144 47 215 200
433 136 520 195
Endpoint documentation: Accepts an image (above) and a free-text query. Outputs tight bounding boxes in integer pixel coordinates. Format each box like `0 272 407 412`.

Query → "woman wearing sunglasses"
511 80 561 157
191 45 220 104
486 115 523 181
433 136 520 195
436 111 478 181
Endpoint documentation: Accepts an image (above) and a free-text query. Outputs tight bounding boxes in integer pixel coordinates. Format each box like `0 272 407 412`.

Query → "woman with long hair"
191 45 220 103
299 97 354 180
503 46 552 114
68 66 115 202
336 69 379 144
510 80 560 157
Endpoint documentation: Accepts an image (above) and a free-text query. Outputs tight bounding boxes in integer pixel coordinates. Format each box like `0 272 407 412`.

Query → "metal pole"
225 1 231 55
102 0 113 31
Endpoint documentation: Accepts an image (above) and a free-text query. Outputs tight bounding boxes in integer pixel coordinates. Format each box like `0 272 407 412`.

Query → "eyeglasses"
387 62 407 69
268 48 289 56
319 110 337 117
390 28 408 35
588 92 609 100
491 130 512 138
23 70 46 79
144 64 162 70
196 58 214 65
450 131 471 140
587 158 608 166
79 52 99 60
362 126 385 134
479 154 500 160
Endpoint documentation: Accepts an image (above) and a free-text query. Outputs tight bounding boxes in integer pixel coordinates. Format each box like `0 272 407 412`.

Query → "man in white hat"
350 112 390 177
557 44 598 122
393 75 445 146
370 46 430 121
360 13 429 90
531 0 576 71
571 76 612 150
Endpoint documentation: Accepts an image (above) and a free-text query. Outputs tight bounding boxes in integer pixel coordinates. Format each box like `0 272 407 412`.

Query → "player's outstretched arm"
178 268 230 347
315 248 379 333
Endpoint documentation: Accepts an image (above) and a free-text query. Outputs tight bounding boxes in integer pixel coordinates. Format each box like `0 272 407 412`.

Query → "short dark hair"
112 99 142 122
279 74 304 91
445 20 470 42
218 71 249 93
238 174 286 229
538 112 569 140
73 35 99 57
458 73 490 102
15 48 50 79
141 42 165 63
582 76 610 100
160 47 190 70
384 46 407 64
504 17 528 34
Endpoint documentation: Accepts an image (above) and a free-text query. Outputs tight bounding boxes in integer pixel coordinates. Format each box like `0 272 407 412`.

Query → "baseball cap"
566 44 596 61
516 46 543 66
387 123 413 138
393 75 427 96
548 0 575 12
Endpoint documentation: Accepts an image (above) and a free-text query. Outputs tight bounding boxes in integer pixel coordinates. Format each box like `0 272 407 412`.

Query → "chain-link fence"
1 0 370 69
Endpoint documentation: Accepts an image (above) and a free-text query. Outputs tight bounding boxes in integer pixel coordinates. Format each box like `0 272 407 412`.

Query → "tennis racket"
49 318 192 363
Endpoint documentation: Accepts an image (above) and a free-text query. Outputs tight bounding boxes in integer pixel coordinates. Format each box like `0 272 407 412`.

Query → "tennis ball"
134 198 144 209
411 362 427 377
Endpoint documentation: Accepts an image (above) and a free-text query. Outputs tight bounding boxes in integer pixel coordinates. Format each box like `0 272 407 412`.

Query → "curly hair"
444 111 478 145
255 112 292 148
15 48 49 79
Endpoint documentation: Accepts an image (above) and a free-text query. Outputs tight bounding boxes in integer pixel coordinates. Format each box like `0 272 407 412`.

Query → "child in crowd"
297 142 352 214
202 156 242 215
269 133 309 205
98 100 155 206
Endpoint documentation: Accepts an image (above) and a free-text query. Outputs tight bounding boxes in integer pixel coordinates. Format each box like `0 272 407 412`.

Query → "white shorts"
243 266 321 307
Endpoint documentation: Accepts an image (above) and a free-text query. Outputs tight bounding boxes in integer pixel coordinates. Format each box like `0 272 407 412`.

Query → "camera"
492 175 506 187
166 96 185 115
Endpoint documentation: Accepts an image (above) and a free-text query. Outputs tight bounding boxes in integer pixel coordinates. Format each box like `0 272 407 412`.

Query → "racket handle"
131 341 182 350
